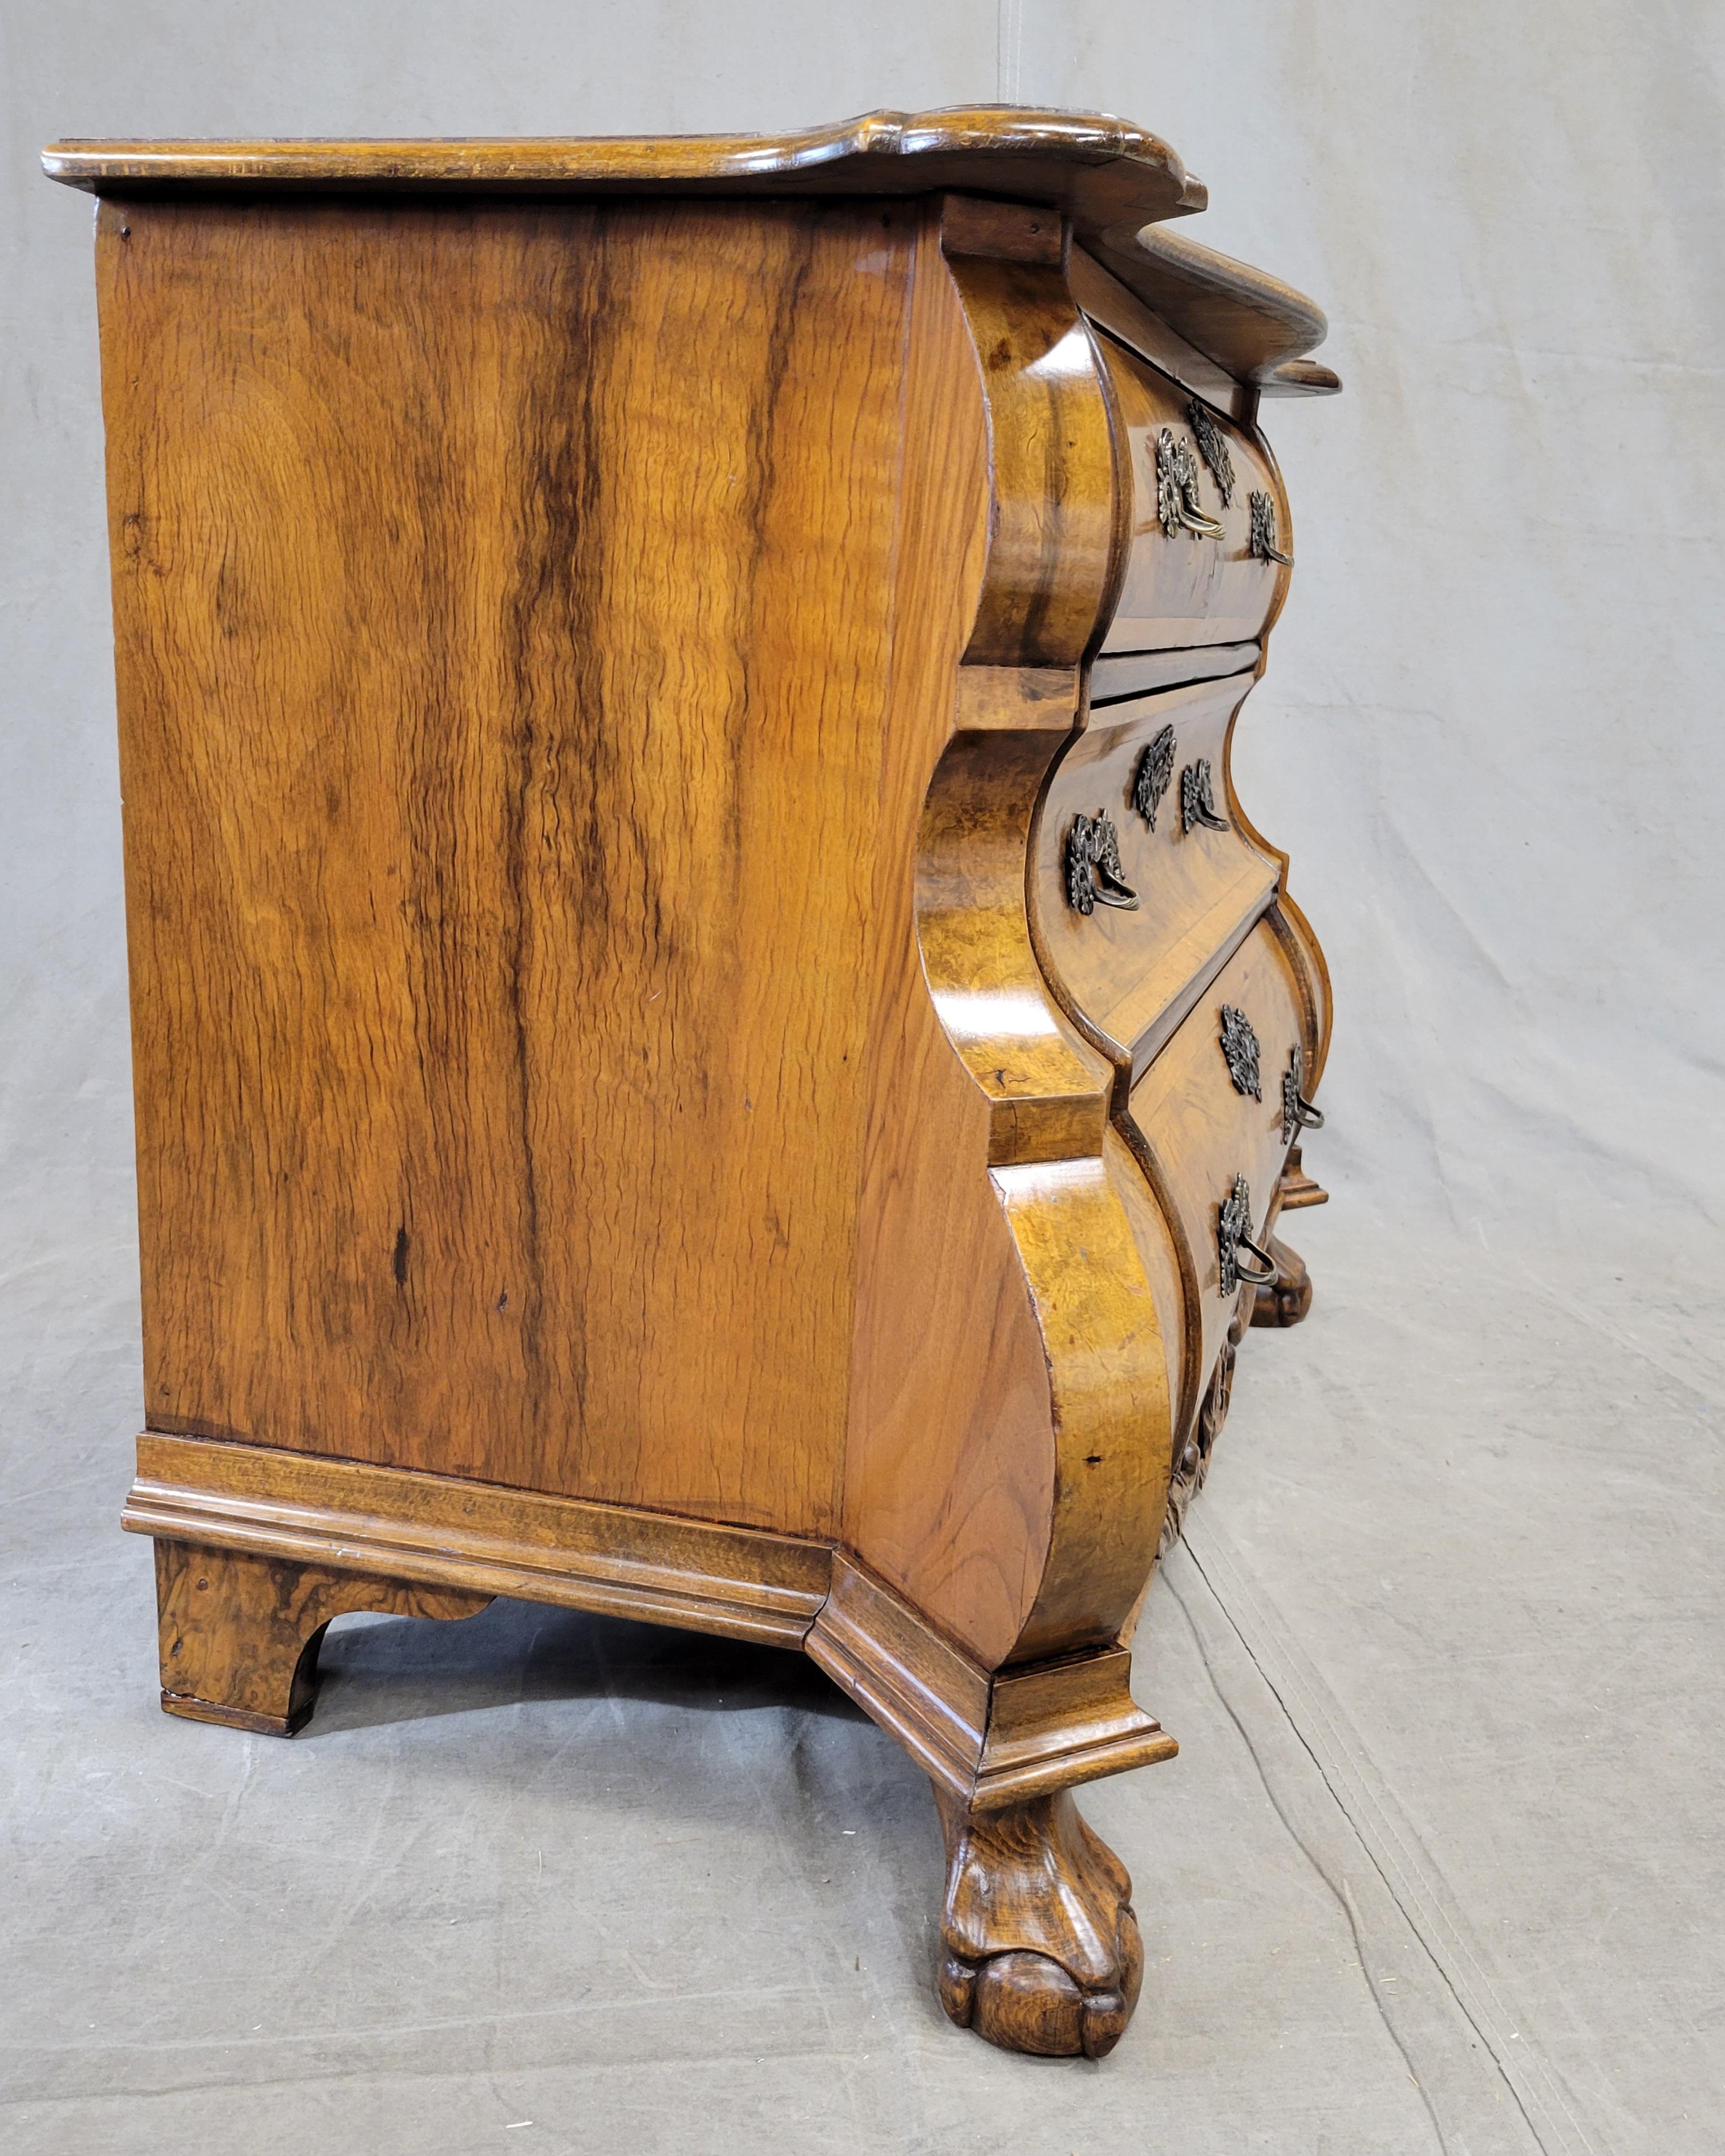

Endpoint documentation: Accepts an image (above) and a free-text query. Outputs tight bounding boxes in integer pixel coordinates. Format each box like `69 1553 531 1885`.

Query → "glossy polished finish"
51 108 1337 2060
1031 674 1282 1073
1096 333 1290 652
46 106 1339 395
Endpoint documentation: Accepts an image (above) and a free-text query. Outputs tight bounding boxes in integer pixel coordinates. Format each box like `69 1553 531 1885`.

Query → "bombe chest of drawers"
47 107 1338 2060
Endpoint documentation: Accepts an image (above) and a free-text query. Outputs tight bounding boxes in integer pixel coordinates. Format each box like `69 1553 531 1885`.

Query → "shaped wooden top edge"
1258 358 1345 397
43 106 1342 384
1087 223 1332 379
41 103 1204 209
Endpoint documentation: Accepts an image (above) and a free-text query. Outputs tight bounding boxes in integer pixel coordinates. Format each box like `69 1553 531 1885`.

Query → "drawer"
1122 921 1311 1426
1091 330 1290 655
1030 673 1280 1073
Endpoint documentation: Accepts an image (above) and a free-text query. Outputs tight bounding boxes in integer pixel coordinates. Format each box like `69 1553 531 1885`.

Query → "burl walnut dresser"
47 107 1338 2060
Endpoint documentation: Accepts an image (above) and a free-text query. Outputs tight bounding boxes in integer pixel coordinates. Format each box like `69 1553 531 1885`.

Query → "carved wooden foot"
933 1784 1144 2058
152 1538 492 1736
1250 1227 1313 1328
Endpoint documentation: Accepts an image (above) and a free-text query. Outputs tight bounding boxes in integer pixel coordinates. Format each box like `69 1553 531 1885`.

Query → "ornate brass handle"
1219 1005 1262 1100
1180 759 1230 833
1132 724 1176 831
1249 489 1293 566
1218 1173 1277 1294
1281 1045 1325 1143
1187 399 1236 504
1065 809 1139 915
1156 428 1226 541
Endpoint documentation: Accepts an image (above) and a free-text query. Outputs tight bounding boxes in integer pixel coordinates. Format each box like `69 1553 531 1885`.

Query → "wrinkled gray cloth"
3 4 1720 2150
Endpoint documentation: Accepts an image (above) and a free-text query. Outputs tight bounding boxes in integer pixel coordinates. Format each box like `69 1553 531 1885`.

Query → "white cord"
997 0 1025 104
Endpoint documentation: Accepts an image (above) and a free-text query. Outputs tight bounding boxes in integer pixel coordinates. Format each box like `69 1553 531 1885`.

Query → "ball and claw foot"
933 1785 1144 2058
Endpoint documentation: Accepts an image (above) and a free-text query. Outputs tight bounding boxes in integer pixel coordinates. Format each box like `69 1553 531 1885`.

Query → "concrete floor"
3 1203 1718 2154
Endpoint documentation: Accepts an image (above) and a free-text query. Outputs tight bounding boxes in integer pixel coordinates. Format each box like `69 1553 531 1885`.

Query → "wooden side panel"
1104 1125 1187 1460
843 202 1172 1672
941 213 1119 668
99 195 917 1530
841 206 1064 1667
993 1156 1172 1664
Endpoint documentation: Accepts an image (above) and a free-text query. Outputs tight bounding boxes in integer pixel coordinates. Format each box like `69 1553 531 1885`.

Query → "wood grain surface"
1068 242 1251 422
1123 921 1311 1425
1095 221 1334 384
153 1535 491 1735
840 201 1175 1671
94 175 1331 1645
1095 333 1290 653
128 1433 833 1647
71 131 1343 2062
807 1554 1176 1808
46 107 1342 394
102 193 919 1532
941 200 1121 668
44 104 1204 221
1088 642 1261 703
1030 672 1281 1075
936 1784 1145 2059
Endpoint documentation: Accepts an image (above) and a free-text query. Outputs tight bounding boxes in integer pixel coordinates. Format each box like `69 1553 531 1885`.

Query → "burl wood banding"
51 107 1338 2059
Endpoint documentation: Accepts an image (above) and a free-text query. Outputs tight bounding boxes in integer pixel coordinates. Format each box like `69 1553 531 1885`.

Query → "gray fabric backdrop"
7 1 1722 1266
3 7 1722 2153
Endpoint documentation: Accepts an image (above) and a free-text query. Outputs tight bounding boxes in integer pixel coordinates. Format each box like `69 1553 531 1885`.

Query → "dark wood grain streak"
103 195 916 1531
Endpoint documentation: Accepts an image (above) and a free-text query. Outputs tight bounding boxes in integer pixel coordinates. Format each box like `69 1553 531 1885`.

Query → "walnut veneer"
48 106 1337 2059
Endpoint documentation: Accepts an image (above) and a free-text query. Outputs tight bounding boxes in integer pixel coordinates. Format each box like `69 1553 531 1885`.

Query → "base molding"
808 1554 1176 1809
127 1435 1176 1800
127 1433 831 1648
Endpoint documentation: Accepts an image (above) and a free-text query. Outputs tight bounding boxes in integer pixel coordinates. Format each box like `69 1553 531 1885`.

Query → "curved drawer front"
1031 674 1279 1071
1123 921 1307 1420
1092 330 1289 655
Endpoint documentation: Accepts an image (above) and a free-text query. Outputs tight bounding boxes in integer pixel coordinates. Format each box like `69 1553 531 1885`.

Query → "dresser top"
42 106 1334 387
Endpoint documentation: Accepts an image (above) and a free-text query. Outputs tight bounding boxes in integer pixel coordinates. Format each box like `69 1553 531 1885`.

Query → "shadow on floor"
307 1593 868 1736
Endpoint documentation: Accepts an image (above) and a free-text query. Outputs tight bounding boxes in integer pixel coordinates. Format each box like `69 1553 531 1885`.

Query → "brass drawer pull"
1218 1004 1262 1099
1281 1044 1325 1142
1180 758 1230 833
1219 1173 1277 1294
1065 808 1139 914
1249 489 1293 565
1156 427 1225 541
1132 724 1176 830
1187 399 1236 504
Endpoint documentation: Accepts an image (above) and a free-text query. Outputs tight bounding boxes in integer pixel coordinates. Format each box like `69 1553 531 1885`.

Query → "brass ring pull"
1281 1045 1325 1143
1232 1235 1279 1286
1218 1173 1275 1295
